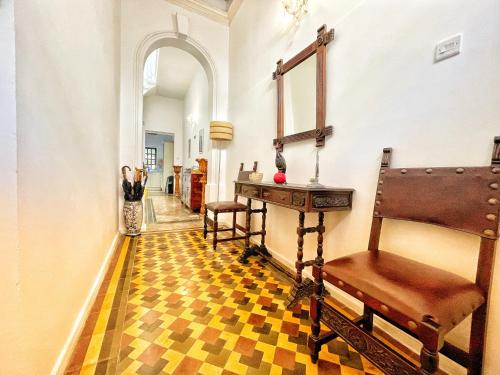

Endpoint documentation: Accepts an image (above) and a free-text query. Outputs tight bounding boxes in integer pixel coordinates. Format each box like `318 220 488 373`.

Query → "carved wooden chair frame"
204 162 263 250
308 137 500 375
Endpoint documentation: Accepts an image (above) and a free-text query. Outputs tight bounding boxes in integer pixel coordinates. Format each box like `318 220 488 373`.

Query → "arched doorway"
132 32 219 230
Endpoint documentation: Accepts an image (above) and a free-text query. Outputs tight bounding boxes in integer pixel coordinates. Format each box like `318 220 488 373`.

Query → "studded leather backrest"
375 167 500 238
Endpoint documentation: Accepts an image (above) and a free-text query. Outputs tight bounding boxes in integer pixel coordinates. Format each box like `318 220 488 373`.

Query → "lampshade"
210 121 233 141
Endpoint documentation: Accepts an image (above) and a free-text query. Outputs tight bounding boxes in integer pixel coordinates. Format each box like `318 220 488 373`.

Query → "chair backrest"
372 145 499 239
234 161 258 201
368 138 499 293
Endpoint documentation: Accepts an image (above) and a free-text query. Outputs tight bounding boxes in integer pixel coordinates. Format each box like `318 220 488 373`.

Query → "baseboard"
50 232 122 375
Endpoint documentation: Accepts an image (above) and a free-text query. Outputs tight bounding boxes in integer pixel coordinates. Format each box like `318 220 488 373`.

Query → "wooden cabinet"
181 169 203 212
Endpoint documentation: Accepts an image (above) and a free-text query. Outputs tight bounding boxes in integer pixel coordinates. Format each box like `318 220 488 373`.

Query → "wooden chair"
204 162 258 250
309 138 500 375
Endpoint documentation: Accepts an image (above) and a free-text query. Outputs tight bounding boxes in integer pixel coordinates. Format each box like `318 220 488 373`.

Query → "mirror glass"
283 54 316 136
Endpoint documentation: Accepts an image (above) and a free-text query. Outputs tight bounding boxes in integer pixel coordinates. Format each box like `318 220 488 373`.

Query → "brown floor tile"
172 356 203 375
273 347 296 370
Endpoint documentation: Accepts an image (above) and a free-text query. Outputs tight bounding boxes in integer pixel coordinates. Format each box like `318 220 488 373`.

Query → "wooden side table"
235 181 354 307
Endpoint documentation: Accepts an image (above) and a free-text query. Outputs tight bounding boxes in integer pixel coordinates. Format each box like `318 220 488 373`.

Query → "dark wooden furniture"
273 24 334 151
204 162 261 250
235 180 354 307
309 139 500 375
173 165 182 197
181 169 203 212
196 158 208 215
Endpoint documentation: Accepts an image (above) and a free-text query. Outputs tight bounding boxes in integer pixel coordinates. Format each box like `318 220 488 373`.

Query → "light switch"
434 34 462 62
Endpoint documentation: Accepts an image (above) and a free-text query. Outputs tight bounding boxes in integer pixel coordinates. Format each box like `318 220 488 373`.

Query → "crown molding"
227 0 243 24
166 0 243 26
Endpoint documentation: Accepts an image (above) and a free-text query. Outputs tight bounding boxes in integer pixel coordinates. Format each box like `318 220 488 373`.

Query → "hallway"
3 1 500 374
64 229 383 375
144 193 203 232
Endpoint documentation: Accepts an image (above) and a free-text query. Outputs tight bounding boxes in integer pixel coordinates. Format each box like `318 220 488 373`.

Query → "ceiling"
198 0 231 11
145 47 203 100
166 0 241 25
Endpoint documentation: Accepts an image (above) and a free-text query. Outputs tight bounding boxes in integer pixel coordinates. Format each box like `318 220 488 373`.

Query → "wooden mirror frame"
273 24 334 151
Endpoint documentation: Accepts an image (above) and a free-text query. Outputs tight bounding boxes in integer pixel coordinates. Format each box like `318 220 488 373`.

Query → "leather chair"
204 162 258 250
309 139 500 375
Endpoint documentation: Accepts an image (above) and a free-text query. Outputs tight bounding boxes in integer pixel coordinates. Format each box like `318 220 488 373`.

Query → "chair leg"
468 304 487 375
308 264 323 364
232 211 237 237
203 207 208 239
363 304 374 332
420 346 439 375
213 211 218 250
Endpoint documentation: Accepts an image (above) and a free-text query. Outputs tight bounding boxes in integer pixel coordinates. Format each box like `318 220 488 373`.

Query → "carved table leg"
286 212 314 307
238 198 254 264
258 202 269 256
315 212 325 265
286 212 328 308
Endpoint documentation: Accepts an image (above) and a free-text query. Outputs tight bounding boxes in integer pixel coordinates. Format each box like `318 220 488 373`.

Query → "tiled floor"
144 193 203 232
65 229 383 375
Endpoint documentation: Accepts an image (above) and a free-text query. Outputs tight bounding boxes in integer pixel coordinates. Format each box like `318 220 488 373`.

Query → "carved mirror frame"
273 24 334 151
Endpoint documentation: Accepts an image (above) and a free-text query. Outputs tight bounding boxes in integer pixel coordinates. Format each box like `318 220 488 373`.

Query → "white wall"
0 0 122 374
227 1 500 374
143 95 184 165
183 69 210 168
0 0 21 369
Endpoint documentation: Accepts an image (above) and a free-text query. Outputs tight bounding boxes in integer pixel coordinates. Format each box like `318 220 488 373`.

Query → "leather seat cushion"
322 250 485 333
206 201 247 212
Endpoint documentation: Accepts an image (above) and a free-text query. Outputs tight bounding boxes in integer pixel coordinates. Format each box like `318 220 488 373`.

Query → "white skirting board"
50 233 120 375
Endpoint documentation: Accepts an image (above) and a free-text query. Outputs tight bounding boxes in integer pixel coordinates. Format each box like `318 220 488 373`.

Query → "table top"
235 180 354 192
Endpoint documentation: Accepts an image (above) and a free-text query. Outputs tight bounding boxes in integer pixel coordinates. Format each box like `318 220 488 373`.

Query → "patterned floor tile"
66 229 385 374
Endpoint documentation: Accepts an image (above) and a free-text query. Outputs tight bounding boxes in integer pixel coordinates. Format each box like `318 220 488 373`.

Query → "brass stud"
486 214 497 221
456 168 465 174
379 180 383 185
401 169 407 174
375 200 381 205
490 183 499 190
322 271 327 279
408 321 418 331
374 211 380 216
484 229 495 236
488 198 498 205
377 190 382 195
338 280 344 287
492 167 499 174
356 291 364 298
451 319 457 326
380 170 386 174
462 311 468 317
426 168 433 174
380 304 389 313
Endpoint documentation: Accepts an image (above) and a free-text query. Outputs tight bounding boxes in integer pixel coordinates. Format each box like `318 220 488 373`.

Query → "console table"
235 181 354 307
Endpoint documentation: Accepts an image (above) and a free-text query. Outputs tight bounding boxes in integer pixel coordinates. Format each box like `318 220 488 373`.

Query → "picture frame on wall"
199 129 204 154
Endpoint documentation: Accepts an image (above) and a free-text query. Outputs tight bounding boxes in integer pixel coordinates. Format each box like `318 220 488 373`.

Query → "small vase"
123 200 143 236
274 171 286 184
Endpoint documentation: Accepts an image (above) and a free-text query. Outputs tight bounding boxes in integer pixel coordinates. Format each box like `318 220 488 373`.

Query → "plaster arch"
132 31 218 166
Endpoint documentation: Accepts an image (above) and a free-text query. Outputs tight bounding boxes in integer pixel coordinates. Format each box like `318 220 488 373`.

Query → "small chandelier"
281 0 308 21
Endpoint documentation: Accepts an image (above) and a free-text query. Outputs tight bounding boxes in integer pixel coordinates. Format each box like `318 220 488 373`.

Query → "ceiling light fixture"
281 0 308 22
